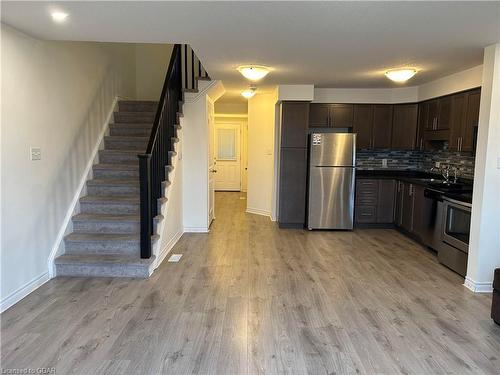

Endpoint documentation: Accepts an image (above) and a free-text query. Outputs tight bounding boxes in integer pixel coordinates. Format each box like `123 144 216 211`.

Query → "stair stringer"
150 123 185 270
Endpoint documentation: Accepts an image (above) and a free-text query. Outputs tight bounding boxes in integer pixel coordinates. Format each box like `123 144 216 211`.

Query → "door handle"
210 169 217 173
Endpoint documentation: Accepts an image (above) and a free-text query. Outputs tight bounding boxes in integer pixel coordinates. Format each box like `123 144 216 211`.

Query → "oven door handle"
443 196 472 210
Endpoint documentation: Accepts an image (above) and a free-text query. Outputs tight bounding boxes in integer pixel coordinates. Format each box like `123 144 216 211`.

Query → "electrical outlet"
435 161 441 168
30 147 41 161
382 158 388 168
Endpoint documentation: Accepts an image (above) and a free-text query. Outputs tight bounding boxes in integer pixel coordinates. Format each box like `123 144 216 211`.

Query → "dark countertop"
356 169 474 204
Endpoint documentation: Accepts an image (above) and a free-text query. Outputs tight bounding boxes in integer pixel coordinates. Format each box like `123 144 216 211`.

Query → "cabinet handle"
361 213 372 216
420 138 423 150
459 137 463 151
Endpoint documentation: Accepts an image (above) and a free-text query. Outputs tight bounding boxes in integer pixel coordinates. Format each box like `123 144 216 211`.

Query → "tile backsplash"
357 149 475 179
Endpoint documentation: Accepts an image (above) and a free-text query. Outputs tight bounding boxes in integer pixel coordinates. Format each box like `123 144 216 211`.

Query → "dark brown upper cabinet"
309 103 354 128
280 101 310 148
449 93 467 151
461 89 481 152
331 104 354 128
353 104 374 149
416 102 428 150
426 99 439 130
309 104 330 128
437 96 452 130
372 105 393 149
391 104 418 150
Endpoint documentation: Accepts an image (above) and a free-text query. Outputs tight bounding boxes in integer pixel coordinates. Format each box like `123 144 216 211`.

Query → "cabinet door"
449 93 467 151
278 148 307 226
280 102 309 148
461 89 481 152
391 104 418 150
309 104 330 128
427 100 439 130
416 102 429 150
401 183 414 232
437 96 452 130
353 104 374 149
372 105 393 149
331 104 354 128
377 179 395 223
412 184 425 239
394 181 404 227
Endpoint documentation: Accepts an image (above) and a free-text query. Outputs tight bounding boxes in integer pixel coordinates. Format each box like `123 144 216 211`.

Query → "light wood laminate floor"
2 192 499 374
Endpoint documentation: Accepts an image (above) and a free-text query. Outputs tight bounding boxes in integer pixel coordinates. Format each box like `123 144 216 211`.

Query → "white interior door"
214 123 241 191
207 101 216 224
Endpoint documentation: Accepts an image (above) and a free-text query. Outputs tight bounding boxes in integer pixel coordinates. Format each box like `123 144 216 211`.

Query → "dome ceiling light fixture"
241 86 257 99
385 68 418 83
237 65 270 81
51 11 69 23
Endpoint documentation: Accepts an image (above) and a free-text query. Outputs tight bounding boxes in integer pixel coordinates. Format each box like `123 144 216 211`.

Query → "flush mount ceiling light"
237 65 270 81
241 86 257 99
51 11 69 23
385 68 418 83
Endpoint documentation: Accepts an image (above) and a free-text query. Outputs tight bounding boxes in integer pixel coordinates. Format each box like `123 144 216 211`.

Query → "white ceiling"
2 1 500 104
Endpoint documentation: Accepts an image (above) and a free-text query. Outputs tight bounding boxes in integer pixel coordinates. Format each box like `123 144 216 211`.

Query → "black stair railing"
139 44 209 258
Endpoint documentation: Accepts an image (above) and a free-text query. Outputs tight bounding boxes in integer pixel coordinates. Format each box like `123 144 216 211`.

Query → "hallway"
1 192 499 374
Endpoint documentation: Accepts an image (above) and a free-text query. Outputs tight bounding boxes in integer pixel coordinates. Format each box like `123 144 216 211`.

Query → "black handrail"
138 44 209 258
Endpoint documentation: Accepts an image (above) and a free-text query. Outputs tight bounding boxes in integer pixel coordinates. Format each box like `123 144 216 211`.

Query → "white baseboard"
155 229 184 268
47 96 119 278
246 207 271 218
184 226 209 233
0 272 49 313
464 277 493 293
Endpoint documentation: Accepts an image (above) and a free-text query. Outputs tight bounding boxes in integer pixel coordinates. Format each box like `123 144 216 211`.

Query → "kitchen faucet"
431 165 459 183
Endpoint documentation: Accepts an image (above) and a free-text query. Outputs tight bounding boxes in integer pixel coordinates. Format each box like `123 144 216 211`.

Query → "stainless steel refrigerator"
308 133 356 230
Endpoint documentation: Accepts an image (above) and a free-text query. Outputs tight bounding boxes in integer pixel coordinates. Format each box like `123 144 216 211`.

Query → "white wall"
417 65 483 101
214 102 247 115
0 24 173 309
313 87 418 103
247 90 278 216
466 45 500 292
135 43 174 101
278 85 314 101
182 81 225 232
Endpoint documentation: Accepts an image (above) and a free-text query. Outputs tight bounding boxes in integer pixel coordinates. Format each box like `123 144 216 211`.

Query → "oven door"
442 198 471 253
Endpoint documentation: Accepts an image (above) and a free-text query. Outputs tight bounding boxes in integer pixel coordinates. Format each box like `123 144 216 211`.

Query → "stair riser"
118 102 158 112
93 168 139 179
87 185 139 196
73 220 140 234
56 264 149 278
114 113 155 123
80 202 140 215
65 240 139 255
110 127 152 137
104 139 148 151
99 151 139 164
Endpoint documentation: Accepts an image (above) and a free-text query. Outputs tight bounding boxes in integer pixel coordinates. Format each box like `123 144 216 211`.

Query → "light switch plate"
382 158 388 168
168 254 183 262
30 147 41 161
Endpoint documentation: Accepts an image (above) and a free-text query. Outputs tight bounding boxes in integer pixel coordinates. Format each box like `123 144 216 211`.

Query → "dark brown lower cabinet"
355 179 395 224
278 148 307 228
401 182 414 232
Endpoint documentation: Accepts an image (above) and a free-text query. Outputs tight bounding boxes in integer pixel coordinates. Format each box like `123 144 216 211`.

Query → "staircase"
54 44 208 278
54 101 171 277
